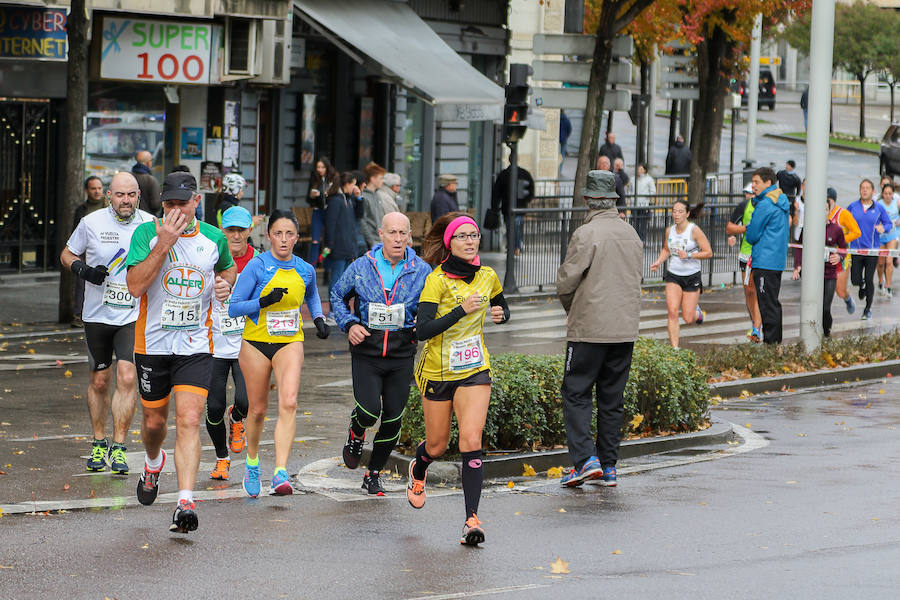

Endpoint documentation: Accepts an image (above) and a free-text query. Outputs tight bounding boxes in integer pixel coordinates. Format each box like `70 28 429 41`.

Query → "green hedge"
398 339 710 454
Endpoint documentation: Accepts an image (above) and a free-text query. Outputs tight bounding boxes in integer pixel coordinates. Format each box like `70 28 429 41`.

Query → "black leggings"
206 357 248 459
350 353 414 472
851 255 879 313
823 278 837 337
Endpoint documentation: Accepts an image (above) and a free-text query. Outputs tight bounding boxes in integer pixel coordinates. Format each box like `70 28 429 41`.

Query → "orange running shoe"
210 457 230 480
227 406 246 454
460 514 485 546
406 459 426 509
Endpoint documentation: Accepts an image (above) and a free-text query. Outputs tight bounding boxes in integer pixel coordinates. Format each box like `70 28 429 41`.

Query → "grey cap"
582 170 620 199
439 173 457 186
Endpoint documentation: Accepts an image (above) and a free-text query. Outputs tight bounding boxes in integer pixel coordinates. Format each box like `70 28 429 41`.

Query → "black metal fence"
509 192 778 294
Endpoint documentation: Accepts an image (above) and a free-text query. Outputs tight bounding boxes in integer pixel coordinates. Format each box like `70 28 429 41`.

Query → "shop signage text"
0 7 67 60
100 17 212 84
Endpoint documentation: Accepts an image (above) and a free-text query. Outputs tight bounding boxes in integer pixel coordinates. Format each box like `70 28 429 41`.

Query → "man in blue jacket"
331 212 433 496
745 167 790 344
848 179 893 320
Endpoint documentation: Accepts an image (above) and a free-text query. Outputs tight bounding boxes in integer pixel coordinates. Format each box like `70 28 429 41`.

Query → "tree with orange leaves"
628 0 810 207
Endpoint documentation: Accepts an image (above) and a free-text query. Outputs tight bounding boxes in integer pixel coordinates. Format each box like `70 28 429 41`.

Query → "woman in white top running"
650 199 713 348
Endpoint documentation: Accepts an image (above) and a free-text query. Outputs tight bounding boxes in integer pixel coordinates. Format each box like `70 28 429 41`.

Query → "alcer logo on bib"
162 265 205 298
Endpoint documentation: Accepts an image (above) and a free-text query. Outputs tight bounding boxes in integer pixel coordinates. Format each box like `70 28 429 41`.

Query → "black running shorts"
664 271 702 292
84 321 135 371
421 370 492 402
135 353 212 407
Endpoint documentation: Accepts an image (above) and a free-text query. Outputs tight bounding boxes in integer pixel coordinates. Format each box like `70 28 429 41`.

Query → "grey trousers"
561 341 634 469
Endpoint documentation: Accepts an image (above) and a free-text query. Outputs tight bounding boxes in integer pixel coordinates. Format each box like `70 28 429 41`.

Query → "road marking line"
405 584 551 600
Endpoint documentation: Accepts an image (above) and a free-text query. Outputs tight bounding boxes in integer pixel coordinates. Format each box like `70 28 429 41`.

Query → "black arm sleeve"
490 292 510 324
415 301 467 341
729 199 748 225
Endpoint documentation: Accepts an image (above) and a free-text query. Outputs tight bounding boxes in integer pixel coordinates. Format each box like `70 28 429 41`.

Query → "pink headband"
443 216 479 248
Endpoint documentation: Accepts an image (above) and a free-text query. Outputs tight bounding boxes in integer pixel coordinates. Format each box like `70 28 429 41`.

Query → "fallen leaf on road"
89 489 95 498
521 463 536 477
611 550 622 555
141 544 149 549
550 557 570 574
27 348 34 354
514 511 522 515
13 451 23 455
63 484 69 491
745 423 752 429
739 390 752 399
797 433 807 437
880 389 886 394
785 481 797 485
55 360 63 366
63 370 72 378
546 466 564 479
507 481 515 489
303 411 312 415
61 424 70 429
0 565 12 569
558 508 566 513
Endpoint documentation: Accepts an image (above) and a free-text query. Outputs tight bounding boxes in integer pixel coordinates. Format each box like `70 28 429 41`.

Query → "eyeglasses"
451 232 481 242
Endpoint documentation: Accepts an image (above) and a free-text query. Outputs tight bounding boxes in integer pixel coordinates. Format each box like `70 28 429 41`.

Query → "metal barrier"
509 193 780 294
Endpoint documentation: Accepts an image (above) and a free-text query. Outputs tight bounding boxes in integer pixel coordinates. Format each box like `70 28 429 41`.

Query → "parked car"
880 124 900 177
735 68 776 110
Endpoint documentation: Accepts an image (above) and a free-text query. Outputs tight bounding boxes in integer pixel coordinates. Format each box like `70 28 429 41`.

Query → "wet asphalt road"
3 324 900 598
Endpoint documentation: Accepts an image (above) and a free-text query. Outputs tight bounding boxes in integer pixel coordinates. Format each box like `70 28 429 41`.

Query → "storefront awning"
293 0 504 121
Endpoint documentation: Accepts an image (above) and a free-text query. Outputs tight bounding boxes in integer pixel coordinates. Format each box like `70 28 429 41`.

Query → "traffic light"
503 63 531 143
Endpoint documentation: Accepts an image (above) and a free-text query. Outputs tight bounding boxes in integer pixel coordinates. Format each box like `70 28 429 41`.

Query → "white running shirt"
667 222 701 276
66 206 154 326
126 220 233 356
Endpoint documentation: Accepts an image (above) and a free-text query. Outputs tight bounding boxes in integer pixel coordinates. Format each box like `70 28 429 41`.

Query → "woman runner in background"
650 199 712 349
229 209 329 497
407 212 509 546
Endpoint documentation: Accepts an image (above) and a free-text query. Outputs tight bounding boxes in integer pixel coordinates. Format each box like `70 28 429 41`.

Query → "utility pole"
800 0 835 350
744 14 762 168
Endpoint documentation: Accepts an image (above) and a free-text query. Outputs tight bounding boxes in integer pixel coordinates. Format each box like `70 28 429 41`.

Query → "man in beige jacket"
556 170 643 488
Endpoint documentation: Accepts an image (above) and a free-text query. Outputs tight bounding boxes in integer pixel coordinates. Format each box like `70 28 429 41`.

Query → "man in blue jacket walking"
331 212 433 495
745 167 790 344
848 179 893 320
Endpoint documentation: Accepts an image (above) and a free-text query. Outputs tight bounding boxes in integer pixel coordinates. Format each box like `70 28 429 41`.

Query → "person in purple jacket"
847 179 893 320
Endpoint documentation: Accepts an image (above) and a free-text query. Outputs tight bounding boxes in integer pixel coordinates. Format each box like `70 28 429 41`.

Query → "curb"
709 358 900 398
763 132 879 156
364 419 735 483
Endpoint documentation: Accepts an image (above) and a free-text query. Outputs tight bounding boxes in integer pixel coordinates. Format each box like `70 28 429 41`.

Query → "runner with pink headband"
406 211 510 546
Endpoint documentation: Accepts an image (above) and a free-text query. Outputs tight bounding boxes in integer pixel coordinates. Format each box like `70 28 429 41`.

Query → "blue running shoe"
748 327 761 343
560 456 603 488
243 461 261 498
845 296 856 314
599 466 617 487
271 468 293 495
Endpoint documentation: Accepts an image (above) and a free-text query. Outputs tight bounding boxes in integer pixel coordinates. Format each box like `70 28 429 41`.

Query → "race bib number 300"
367 302 405 330
161 298 202 330
266 309 299 336
103 281 136 309
449 335 485 371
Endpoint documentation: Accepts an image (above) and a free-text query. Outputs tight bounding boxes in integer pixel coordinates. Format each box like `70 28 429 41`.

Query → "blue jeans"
307 208 325 265
327 258 351 310
515 215 524 251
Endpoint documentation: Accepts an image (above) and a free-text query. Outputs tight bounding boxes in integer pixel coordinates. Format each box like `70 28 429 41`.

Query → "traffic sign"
532 60 631 85
532 87 631 111
659 88 700 100
532 33 633 58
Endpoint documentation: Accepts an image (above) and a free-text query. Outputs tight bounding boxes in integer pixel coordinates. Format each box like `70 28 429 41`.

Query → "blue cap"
221 206 252 229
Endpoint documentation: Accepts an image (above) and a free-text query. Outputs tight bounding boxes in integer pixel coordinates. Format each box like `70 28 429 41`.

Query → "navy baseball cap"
161 171 198 202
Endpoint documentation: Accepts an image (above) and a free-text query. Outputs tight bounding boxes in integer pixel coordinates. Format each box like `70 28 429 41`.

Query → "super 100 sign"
100 17 212 84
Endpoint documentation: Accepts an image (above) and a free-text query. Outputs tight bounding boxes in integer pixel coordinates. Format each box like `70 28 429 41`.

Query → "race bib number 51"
368 302 405 330
449 335 485 371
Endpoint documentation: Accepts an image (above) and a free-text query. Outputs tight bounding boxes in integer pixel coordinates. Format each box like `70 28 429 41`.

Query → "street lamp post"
800 0 836 350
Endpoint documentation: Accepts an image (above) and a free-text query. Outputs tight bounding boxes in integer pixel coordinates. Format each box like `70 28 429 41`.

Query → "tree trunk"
687 29 731 209
573 5 617 205
858 72 867 139
58 0 89 324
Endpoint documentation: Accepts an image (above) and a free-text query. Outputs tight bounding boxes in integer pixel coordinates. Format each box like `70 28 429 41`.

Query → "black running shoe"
136 449 166 506
169 499 198 534
362 470 386 496
342 427 365 469
85 439 109 472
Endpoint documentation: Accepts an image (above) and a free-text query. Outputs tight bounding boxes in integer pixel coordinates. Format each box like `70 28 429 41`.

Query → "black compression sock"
206 418 228 459
461 449 484 519
413 440 434 480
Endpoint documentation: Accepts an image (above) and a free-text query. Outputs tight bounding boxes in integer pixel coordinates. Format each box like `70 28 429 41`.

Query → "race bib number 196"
449 335 485 371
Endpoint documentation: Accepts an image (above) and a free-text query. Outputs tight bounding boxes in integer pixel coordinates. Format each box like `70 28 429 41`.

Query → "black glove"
259 287 288 309
314 316 329 339
71 260 108 286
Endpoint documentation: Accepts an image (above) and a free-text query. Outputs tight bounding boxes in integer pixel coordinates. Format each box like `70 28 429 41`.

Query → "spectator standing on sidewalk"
306 157 337 266
848 179 893 320
665 135 691 175
776 160 802 202
596 156 626 212
598 132 623 165
744 167 790 344
726 183 763 342
490 163 535 254
360 162 394 252
132 150 160 216
383 173 406 212
632 164 655 241
324 172 364 321
800 87 809 131
559 110 572 157
556 170 642 489
430 174 459 221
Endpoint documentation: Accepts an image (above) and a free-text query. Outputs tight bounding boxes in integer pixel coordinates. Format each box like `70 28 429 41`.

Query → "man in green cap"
556 169 643 489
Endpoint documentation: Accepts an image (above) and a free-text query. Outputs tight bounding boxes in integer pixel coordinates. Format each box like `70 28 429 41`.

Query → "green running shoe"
109 443 129 474
86 439 109 472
